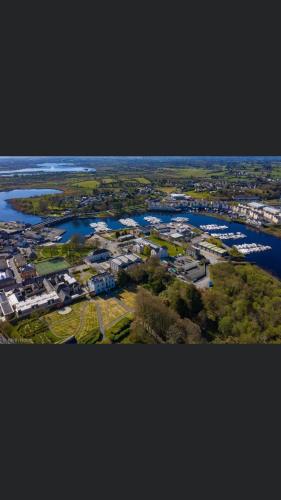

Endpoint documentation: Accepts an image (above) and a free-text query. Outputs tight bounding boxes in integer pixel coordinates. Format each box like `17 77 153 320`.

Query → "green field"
134 177 151 184
186 190 215 200
148 235 185 257
35 257 70 276
36 243 92 266
74 180 100 189
169 168 211 178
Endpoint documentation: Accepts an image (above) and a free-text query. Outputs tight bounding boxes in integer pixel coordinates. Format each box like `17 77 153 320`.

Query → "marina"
200 224 229 231
210 232 247 240
0 194 280 278
53 212 281 279
234 243 272 255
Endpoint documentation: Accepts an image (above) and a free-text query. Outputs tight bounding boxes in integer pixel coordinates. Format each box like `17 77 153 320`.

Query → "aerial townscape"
0 155 280 344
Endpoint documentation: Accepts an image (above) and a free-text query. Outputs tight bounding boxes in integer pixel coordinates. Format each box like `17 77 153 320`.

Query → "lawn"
95 296 130 331
36 243 91 267
35 257 70 276
45 301 100 344
72 267 97 285
148 235 185 257
117 289 136 310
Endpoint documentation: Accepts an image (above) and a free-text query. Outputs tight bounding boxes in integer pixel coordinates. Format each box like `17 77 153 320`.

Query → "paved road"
8 258 22 284
94 301 105 340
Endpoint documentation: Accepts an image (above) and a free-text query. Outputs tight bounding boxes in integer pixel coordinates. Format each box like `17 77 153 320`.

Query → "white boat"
171 217 189 222
90 221 110 232
200 224 228 231
210 232 247 240
234 243 272 255
119 218 139 227
143 216 161 224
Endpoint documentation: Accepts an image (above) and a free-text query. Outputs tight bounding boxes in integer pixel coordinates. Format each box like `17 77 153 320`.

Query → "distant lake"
0 189 61 223
0 162 96 176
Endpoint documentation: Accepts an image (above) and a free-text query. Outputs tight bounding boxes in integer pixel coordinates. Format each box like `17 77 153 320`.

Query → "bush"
107 316 132 342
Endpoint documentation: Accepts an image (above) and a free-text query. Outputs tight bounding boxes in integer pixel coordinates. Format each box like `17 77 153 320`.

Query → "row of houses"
232 202 281 224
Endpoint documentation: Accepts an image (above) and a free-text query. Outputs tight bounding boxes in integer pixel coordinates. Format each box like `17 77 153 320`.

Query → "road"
8 258 22 284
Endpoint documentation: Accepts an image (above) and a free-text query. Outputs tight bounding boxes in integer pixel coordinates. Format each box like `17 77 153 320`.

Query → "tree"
142 245 151 257
133 287 201 344
117 269 130 287
70 233 85 250
165 280 203 319
39 199 48 213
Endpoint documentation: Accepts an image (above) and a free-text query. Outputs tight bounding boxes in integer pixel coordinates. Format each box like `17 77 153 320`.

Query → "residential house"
88 272 116 295
86 248 111 263
133 238 169 259
110 253 141 273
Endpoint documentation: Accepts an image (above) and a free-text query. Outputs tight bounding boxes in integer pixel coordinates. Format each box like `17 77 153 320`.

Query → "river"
55 211 281 280
0 195 280 279
0 189 61 223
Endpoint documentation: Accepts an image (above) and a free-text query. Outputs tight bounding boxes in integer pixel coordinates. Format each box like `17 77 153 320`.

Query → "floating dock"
210 232 247 240
200 224 228 231
234 243 272 255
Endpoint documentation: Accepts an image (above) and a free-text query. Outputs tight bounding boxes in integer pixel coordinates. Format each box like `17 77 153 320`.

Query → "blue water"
56 211 281 279
0 165 96 175
0 189 61 223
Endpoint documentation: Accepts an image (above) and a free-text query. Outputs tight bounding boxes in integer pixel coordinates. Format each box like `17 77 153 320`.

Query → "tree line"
118 258 281 344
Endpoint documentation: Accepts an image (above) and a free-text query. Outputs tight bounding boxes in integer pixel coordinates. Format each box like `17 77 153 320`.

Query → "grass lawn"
45 301 100 344
117 289 137 309
148 235 185 257
35 257 70 276
95 296 130 331
72 267 97 285
36 243 91 267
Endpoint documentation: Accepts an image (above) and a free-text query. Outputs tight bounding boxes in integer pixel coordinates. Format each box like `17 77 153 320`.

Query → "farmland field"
74 180 100 189
133 177 151 184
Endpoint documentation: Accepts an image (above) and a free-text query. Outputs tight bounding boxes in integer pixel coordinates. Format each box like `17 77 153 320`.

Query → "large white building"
88 273 116 295
4 289 60 318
